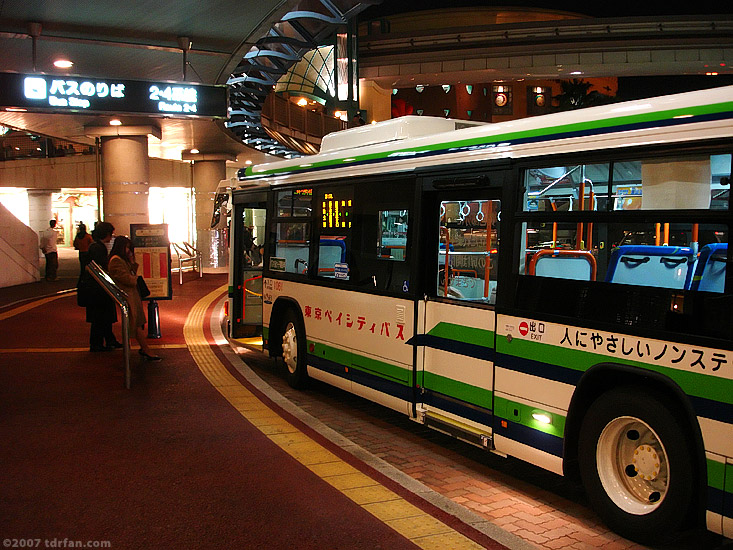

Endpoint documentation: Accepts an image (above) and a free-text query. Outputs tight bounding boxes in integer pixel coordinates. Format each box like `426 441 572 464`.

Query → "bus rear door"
416 191 500 448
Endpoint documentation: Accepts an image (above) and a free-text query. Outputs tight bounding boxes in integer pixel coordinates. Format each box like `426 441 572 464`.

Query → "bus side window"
438 199 499 304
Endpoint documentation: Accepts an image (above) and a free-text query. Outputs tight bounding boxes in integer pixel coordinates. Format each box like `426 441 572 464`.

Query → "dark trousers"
90 321 117 349
44 252 58 281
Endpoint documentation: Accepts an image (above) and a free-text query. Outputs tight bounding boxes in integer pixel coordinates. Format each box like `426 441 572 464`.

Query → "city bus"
223 85 733 544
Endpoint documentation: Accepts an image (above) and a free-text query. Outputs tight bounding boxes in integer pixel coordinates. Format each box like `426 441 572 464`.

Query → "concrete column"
85 124 160 238
189 156 231 269
100 135 150 238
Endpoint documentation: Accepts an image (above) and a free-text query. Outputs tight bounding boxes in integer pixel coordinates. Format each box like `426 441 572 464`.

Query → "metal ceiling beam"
226 0 381 158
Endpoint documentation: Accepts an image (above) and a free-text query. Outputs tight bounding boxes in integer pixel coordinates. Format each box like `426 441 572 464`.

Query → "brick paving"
234 349 727 550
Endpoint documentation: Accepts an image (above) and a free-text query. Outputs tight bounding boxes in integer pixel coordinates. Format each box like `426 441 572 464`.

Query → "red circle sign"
519 321 529 336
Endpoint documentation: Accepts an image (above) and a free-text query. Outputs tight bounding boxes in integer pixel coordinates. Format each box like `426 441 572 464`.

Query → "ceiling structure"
359 10 733 89
0 0 376 165
1 1 731 167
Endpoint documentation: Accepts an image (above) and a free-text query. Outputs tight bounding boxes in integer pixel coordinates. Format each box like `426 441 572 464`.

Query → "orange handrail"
527 249 597 281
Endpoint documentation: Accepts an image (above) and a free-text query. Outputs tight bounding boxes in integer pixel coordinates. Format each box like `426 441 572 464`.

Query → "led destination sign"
0 72 227 119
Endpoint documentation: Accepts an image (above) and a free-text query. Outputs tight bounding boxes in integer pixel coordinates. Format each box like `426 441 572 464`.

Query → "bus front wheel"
578 387 695 544
281 310 308 389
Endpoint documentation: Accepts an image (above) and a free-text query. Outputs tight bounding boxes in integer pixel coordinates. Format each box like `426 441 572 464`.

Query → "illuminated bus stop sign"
0 72 227 119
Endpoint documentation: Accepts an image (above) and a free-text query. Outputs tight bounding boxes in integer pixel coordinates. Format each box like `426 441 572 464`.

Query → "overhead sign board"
0 72 227 119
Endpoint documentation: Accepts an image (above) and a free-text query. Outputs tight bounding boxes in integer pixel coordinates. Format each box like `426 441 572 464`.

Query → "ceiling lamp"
53 59 74 69
109 119 122 126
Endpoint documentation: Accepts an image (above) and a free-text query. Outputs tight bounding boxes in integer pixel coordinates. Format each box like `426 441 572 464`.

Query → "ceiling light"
54 59 74 69
190 148 199 154
296 98 308 107
109 119 122 126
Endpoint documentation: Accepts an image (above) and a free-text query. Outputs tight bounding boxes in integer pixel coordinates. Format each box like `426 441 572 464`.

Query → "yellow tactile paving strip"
0 293 69 321
184 285 488 550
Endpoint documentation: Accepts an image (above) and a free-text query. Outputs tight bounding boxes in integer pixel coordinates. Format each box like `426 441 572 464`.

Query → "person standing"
73 222 93 272
107 236 161 361
79 221 122 352
40 219 59 281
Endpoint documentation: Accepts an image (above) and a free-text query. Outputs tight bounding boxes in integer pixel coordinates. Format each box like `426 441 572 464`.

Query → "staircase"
0 202 40 288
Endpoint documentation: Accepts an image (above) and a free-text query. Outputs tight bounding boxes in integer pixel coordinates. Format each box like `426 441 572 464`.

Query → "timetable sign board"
130 224 172 301
0 72 227 119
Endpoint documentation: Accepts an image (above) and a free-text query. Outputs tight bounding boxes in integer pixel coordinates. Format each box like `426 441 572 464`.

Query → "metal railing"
86 260 132 389
171 242 202 285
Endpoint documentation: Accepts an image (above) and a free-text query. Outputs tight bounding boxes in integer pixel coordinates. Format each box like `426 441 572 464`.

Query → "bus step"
420 408 494 450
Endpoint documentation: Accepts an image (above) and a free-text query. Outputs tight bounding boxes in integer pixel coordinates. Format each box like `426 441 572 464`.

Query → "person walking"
107 235 161 361
79 221 123 352
40 219 59 281
73 222 93 272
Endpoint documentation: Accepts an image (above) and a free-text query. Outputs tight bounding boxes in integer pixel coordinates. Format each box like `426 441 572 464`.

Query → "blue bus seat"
690 243 727 292
605 245 695 289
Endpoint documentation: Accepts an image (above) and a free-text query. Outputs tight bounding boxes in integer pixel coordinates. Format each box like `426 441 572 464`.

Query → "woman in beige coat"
108 236 161 361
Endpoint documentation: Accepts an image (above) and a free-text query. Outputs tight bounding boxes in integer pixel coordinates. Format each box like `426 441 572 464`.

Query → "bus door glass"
419 193 500 436
232 202 267 345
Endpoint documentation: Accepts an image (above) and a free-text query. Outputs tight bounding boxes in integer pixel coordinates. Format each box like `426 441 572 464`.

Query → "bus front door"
230 201 267 347
417 197 499 448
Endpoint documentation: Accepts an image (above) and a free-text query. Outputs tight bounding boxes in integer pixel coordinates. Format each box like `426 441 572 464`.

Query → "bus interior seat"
690 243 727 292
528 250 597 281
605 245 695 289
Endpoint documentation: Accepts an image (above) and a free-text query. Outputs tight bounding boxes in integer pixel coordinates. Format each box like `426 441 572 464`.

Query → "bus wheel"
578 387 694 544
281 310 308 388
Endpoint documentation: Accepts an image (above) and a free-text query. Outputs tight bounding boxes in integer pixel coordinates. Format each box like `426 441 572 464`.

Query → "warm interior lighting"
53 59 74 69
109 119 122 126
244 160 252 165
190 148 199 154
296 98 308 107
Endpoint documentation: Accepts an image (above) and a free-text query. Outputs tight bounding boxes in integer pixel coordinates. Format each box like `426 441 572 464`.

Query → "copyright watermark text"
3 540 111 548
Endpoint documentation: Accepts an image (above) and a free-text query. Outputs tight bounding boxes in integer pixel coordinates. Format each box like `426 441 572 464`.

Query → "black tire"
280 309 308 389
578 386 695 544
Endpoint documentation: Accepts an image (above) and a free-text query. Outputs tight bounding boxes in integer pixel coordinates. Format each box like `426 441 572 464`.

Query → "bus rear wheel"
281 309 308 389
578 387 695 544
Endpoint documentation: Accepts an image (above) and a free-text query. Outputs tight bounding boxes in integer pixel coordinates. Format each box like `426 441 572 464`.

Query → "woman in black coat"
78 221 122 352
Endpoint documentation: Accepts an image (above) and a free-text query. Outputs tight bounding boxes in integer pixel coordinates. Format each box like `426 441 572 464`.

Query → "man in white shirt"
40 219 59 281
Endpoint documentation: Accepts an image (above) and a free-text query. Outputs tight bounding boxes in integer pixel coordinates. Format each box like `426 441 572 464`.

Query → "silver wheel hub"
282 322 298 374
596 416 669 515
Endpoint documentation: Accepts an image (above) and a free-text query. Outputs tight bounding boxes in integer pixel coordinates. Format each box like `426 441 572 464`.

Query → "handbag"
136 275 151 299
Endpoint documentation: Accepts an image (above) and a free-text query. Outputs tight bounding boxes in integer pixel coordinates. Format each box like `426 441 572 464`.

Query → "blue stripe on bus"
306 353 412 402
408 334 495 361
707 486 726 517
494 416 564 457
421 389 493 426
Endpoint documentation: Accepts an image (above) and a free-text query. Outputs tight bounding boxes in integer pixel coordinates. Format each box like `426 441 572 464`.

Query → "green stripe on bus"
707 458 725 491
244 100 733 177
309 340 411 386
498 337 733 406
727 463 733 495
422 371 492 410
427 322 494 348
494 396 566 438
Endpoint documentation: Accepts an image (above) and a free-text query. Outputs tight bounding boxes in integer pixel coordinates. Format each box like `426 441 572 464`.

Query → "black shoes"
107 341 124 349
139 350 162 362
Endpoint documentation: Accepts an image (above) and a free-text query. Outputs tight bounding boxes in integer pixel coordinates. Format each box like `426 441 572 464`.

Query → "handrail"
171 242 202 284
86 260 132 389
